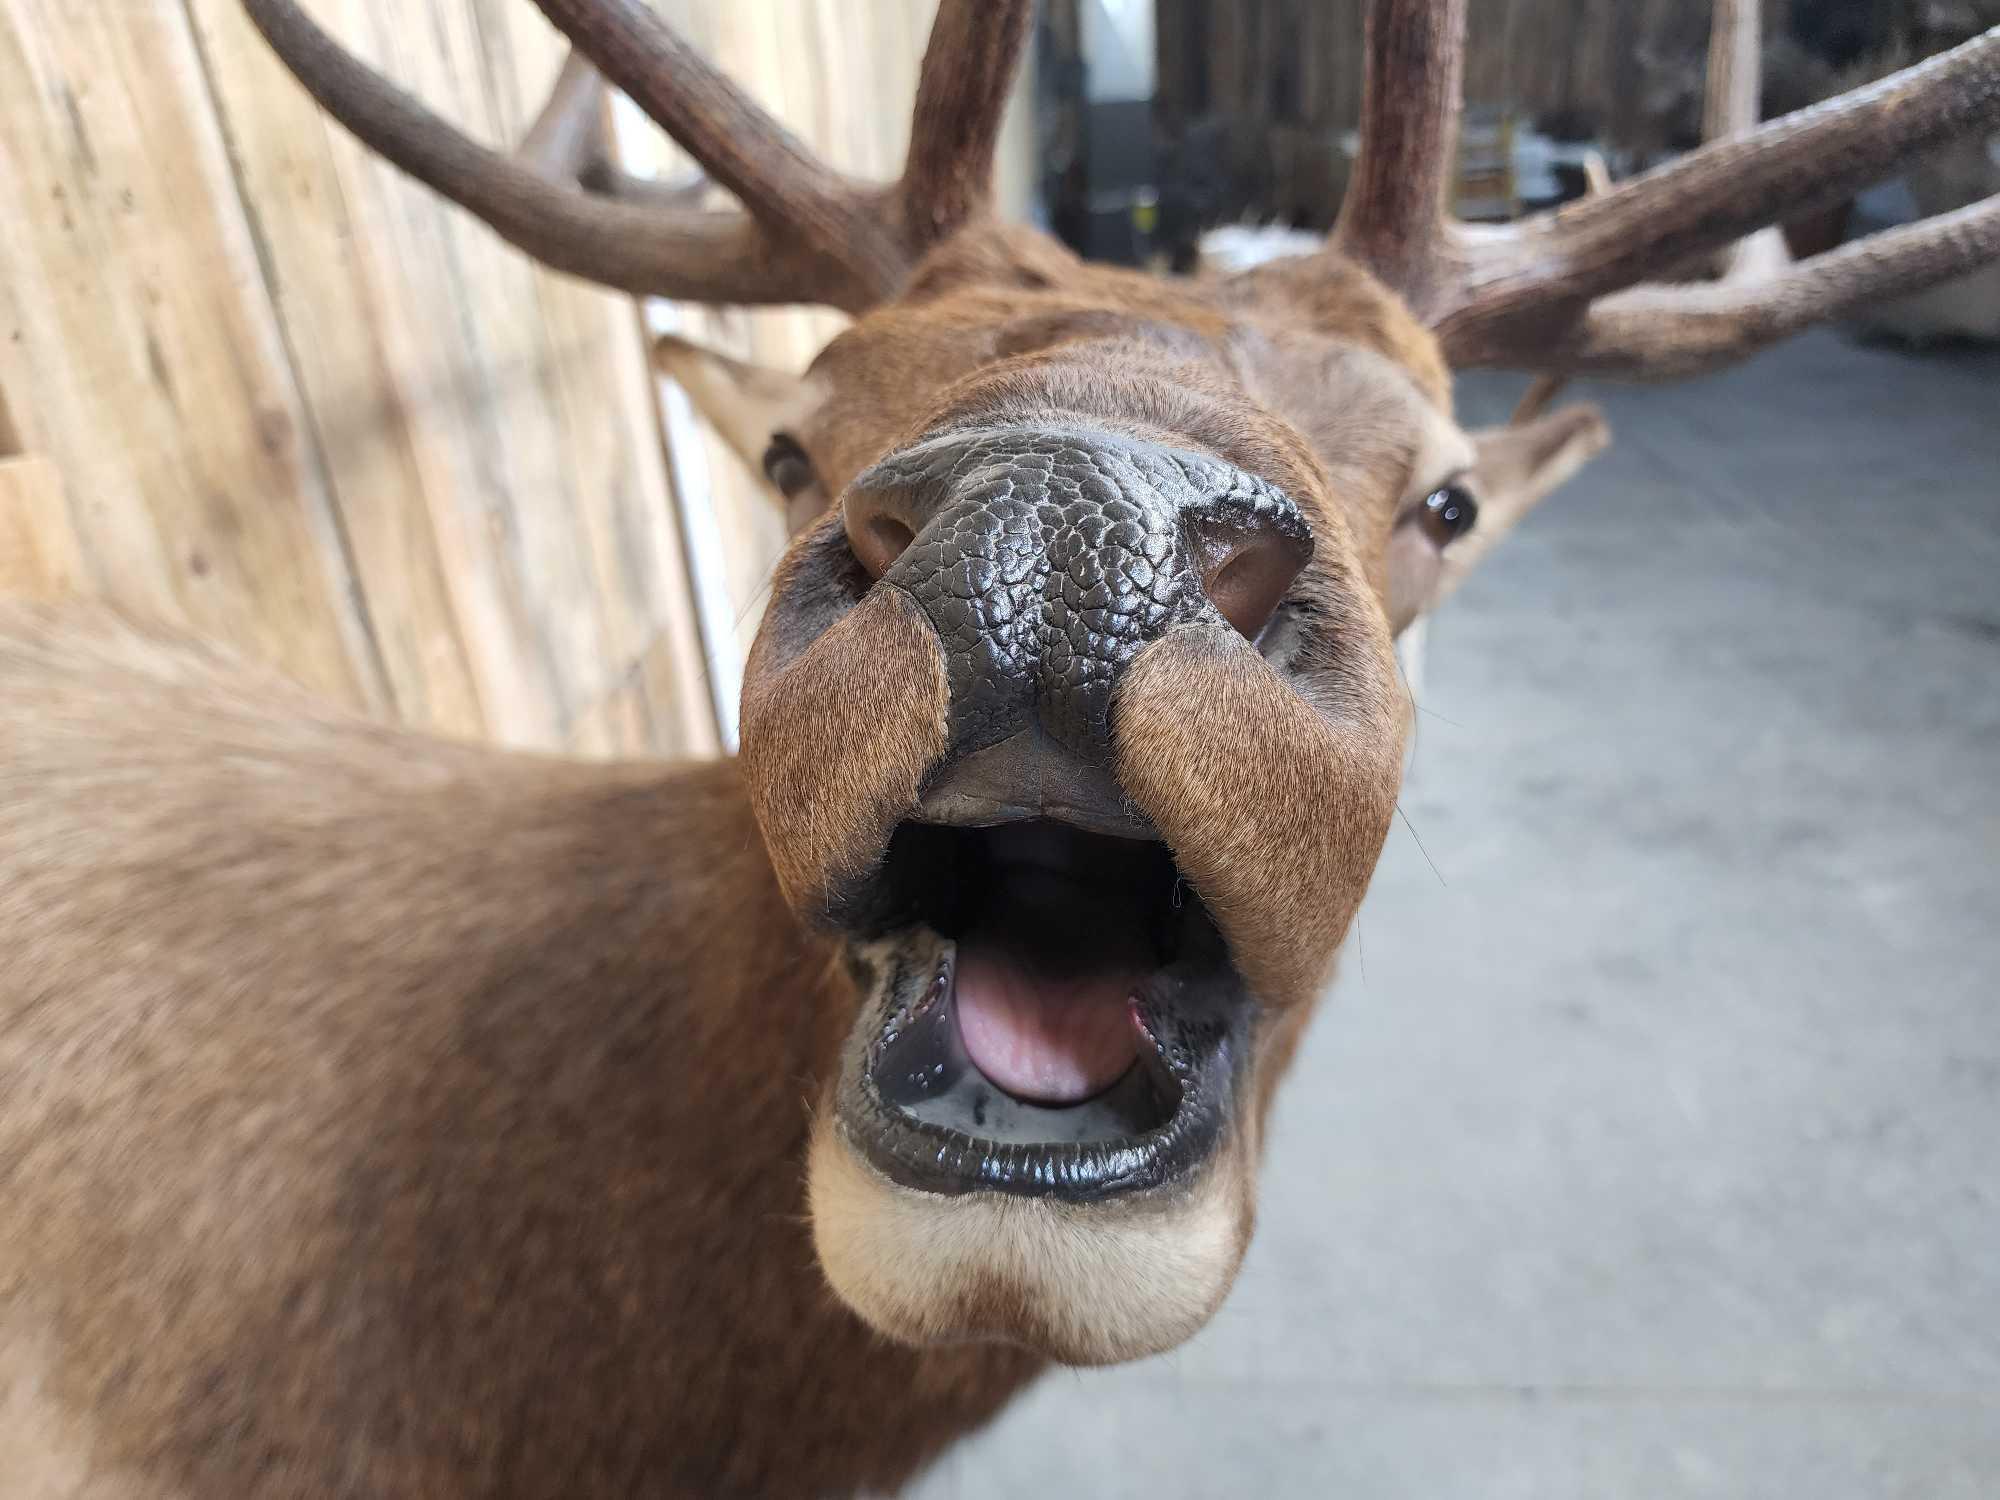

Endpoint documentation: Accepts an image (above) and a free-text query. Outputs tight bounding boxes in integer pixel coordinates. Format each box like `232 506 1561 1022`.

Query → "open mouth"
834 809 1248 1203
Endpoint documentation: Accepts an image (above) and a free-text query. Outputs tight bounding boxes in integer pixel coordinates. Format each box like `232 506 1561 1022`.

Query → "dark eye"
762 434 818 500
1417 483 1478 546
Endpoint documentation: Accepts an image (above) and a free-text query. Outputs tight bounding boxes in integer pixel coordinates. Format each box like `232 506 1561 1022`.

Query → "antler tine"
529 0 903 302
532 0 1031 284
1702 0 1792 282
902 0 1036 249
1702 0 1761 143
245 0 875 308
1440 25 2000 356
1510 0 1778 417
520 50 713 211
516 48 608 181
1486 191 2000 379
1332 0 1469 310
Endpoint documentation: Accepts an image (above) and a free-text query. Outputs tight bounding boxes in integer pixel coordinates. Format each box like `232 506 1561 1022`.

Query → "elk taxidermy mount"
2 0 1997 1495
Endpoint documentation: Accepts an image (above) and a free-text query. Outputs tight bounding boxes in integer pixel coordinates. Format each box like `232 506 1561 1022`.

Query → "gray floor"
908 330 2000 1499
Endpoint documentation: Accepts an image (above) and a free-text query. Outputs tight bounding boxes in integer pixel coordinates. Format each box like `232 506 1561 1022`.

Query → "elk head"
251 0 2000 1366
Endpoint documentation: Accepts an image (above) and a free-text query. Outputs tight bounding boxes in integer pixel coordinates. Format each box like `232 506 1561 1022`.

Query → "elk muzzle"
741 420 1403 1012
740 422 1407 1361
846 426 1313 767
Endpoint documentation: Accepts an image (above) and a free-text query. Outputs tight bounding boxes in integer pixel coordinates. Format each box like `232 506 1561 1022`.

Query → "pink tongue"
955 939 1143 1105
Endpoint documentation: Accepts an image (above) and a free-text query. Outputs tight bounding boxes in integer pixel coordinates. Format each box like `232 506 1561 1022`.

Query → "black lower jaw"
837 944 1242 1204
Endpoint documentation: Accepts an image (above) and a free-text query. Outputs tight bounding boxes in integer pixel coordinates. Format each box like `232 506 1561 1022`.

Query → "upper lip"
916 723 1155 840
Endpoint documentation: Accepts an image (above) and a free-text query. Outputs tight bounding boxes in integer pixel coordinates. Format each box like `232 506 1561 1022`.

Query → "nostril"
1188 519 1311 641
844 499 919 580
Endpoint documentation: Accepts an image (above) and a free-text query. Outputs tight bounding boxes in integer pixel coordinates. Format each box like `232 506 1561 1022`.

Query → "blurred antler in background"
1325 0 2000 377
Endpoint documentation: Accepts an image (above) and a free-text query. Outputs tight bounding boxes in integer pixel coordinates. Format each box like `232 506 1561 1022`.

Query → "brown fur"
1113 626 1406 1009
0 604 1033 1498
740 583 951 914
1 218 1606 1496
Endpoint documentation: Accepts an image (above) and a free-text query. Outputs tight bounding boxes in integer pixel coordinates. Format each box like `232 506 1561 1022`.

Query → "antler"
1331 0 1468 315
244 0 1032 314
1700 0 1790 283
1334 0 2000 380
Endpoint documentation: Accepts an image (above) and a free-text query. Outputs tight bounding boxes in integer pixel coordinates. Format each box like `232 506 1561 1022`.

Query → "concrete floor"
908 330 2000 1498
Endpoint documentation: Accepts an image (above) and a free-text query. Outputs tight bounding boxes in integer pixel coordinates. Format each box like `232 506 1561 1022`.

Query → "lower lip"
842 946 1238 1202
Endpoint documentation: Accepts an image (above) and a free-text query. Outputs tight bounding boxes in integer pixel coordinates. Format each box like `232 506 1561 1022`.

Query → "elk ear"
1387 402 1611 633
653 334 817 509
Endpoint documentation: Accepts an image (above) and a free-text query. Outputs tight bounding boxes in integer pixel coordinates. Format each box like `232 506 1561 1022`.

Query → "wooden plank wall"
0 0 1024 752
0 0 968 756
0 0 1017 760
0 0 720 757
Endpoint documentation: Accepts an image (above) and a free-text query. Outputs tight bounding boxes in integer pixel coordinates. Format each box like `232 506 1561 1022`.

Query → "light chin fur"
806 1112 1255 1367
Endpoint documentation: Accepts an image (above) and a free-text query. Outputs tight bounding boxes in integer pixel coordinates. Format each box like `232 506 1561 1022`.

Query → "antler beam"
243 0 822 303
246 0 1032 314
1438 23 2000 360
1502 192 2000 379
1507 0 1782 401
528 0 902 301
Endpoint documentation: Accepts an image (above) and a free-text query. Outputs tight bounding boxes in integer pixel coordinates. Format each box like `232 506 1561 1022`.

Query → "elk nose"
1185 510 1311 640
849 426 1313 761
851 491 1310 638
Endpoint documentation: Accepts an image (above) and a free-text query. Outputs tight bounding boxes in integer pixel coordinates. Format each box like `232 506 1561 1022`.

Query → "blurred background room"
3 1 1995 1495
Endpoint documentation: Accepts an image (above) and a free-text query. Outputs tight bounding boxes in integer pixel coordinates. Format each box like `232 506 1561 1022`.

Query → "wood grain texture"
185 0 486 736
2 0 722 758
0 0 376 707
1 0 1026 759
0 457 84 599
